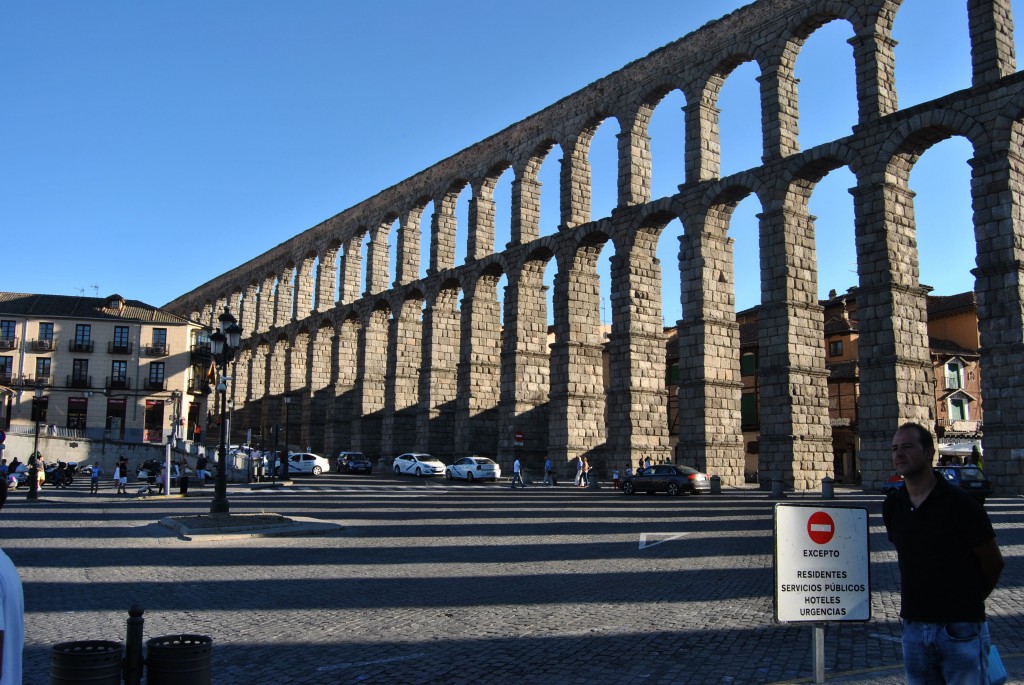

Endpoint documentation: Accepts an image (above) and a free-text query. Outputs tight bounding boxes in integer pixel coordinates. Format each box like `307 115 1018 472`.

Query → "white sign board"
774 504 870 622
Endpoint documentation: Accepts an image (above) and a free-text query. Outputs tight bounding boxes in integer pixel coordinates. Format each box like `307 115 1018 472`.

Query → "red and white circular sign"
807 511 835 545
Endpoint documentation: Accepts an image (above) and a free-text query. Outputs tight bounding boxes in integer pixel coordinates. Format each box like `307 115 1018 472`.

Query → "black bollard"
124 604 145 685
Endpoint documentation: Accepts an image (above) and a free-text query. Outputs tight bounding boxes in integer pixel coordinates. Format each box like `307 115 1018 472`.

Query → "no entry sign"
774 504 870 622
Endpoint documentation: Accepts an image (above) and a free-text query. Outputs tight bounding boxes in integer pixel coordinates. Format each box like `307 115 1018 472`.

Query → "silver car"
393 453 445 477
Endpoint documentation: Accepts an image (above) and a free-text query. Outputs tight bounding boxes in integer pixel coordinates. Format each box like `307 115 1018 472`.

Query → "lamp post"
27 382 44 501
281 395 292 482
209 306 242 515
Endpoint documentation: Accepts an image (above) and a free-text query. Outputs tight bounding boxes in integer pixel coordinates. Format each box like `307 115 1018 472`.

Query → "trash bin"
179 473 189 495
146 634 212 685
50 640 123 684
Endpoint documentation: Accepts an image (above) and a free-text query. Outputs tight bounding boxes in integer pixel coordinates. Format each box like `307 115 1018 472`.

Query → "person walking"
511 458 525 489
574 456 584 487
89 462 102 494
883 422 1004 684
117 457 128 494
543 457 553 486
581 457 590 487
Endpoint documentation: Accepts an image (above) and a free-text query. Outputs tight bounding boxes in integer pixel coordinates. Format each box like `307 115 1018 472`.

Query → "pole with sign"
774 504 870 683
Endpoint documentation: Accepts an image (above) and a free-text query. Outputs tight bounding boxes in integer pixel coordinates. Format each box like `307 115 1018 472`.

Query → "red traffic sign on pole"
807 511 835 545
513 431 524 446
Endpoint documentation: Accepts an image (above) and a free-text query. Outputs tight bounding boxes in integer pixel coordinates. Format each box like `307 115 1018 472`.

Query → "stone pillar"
758 63 799 162
969 143 1024 492
605 234 671 471
240 284 259 337
294 255 315 320
497 262 550 466
315 244 339 312
418 288 460 462
560 135 591 229
455 273 501 457
307 325 334 455
848 27 898 122
968 0 1016 86
289 331 310 448
395 208 422 286
617 117 652 207
274 266 295 328
382 299 423 460
683 90 720 183
431 195 459 274
548 251 606 464
257 275 275 334
467 181 496 262
851 177 933 491
677 219 745 485
756 205 832 491
511 162 542 245
327 320 358 456
367 222 391 295
352 309 388 457
339 235 363 304
200 303 214 329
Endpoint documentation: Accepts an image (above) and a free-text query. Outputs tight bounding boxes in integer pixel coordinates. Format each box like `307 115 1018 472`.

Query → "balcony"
191 342 212 365
69 340 94 353
145 378 166 391
188 379 211 395
67 374 93 389
143 344 169 357
0 337 17 351
29 338 55 352
108 341 134 354
0 373 11 385
106 376 131 390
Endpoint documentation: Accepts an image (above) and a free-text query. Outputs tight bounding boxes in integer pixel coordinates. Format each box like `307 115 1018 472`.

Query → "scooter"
44 462 74 488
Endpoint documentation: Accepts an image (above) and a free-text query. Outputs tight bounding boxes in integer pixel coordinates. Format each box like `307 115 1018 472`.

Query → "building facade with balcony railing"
0 291 207 444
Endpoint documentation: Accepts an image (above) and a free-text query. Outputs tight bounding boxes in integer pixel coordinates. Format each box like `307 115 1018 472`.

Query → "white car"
393 453 445 477
446 456 501 482
276 452 331 476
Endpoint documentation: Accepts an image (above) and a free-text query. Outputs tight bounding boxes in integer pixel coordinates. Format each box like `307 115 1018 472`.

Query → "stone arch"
432 180 471 274
561 113 621 229
632 83 689 204
515 138 560 243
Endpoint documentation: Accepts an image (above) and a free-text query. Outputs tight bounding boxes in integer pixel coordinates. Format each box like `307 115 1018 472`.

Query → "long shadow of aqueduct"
165 0 1024 494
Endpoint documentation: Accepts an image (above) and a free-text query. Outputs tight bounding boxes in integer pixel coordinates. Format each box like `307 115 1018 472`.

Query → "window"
71 359 89 387
106 398 126 439
67 397 88 430
73 324 93 352
35 357 51 381
152 328 167 347
112 326 130 353
740 352 757 376
110 360 128 388
741 392 758 428
949 397 968 421
38 322 54 342
0 356 12 383
148 362 165 390
828 340 844 357
945 361 963 389
144 400 164 443
0 320 15 349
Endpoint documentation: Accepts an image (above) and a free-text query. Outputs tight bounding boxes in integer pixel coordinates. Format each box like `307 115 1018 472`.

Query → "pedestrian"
543 457 553 486
643 456 652 470
581 457 590 487
511 458 525 489
0 546 25 685
574 456 584 486
89 462 102 494
883 422 1004 684
612 468 620 489
117 457 128 494
196 454 208 485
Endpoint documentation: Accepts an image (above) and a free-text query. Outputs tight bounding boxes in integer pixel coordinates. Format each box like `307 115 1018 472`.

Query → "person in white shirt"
511 458 525 489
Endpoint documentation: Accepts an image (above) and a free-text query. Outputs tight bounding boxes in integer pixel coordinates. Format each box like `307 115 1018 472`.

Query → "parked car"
276 452 331 476
337 451 372 474
393 453 445 477
620 464 711 496
883 466 993 503
446 456 501 482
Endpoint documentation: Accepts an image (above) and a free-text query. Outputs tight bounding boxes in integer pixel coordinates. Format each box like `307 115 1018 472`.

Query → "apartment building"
0 292 209 444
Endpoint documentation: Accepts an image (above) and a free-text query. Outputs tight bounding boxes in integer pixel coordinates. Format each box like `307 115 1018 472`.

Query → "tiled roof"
929 336 979 358
824 316 857 336
828 360 859 380
927 292 976 319
0 292 191 325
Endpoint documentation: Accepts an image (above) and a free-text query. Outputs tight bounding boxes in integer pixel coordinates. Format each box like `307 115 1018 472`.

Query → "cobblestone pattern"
164 0 1024 494
4 480 1023 685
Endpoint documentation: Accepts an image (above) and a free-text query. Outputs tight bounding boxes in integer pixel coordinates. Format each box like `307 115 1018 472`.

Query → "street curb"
158 515 344 541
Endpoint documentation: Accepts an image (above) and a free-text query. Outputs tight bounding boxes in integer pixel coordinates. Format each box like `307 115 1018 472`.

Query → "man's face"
891 428 934 478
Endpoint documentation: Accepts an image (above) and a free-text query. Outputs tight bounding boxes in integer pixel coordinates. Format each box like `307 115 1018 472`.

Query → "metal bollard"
124 604 145 685
770 477 786 499
821 476 835 500
710 475 721 495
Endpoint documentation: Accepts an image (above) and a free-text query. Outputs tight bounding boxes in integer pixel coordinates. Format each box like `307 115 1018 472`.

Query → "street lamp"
27 382 44 501
281 394 292 482
209 306 243 515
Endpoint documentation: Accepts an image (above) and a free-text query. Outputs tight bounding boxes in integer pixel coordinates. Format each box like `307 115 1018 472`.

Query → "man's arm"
973 538 1004 598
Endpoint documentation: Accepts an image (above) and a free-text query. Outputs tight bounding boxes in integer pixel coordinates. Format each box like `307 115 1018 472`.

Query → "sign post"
774 504 870 683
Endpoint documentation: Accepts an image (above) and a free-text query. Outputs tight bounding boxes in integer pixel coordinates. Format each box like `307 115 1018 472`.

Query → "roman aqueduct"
165 0 1024 493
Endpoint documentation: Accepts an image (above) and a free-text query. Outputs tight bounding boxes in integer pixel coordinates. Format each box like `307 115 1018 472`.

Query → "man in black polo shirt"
883 422 1004 684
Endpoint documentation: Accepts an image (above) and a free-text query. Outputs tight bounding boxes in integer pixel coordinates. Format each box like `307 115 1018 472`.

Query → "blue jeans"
902 619 989 685
512 472 524 488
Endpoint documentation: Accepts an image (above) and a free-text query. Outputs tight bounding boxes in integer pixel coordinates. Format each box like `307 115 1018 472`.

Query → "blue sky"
1 0 1013 324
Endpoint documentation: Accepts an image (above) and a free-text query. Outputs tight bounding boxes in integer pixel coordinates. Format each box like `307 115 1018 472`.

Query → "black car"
337 451 372 474
620 464 711 496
